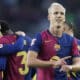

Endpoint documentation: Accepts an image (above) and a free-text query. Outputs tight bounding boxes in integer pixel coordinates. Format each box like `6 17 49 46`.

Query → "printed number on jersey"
17 51 29 75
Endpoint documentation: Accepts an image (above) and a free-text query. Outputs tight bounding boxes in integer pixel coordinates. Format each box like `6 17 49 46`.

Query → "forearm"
14 36 24 50
70 64 80 71
27 58 53 68
71 57 80 71
60 58 80 72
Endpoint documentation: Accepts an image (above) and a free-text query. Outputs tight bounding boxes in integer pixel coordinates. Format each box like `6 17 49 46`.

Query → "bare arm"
60 57 80 72
27 51 53 67
27 51 71 68
71 57 80 71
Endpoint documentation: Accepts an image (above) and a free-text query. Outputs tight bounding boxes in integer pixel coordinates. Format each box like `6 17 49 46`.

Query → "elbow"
27 51 38 67
27 57 37 67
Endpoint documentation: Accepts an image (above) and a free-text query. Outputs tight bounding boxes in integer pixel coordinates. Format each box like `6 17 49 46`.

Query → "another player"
0 20 25 80
64 21 80 80
4 31 32 80
64 21 74 36
0 20 36 80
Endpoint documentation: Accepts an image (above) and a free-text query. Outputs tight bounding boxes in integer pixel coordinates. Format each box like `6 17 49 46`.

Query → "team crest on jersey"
54 44 60 51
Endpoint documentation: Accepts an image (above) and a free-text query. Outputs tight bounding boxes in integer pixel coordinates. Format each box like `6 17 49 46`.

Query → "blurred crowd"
0 0 80 38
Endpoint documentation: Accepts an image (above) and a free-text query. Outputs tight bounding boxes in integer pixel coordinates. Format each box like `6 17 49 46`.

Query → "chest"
40 37 72 60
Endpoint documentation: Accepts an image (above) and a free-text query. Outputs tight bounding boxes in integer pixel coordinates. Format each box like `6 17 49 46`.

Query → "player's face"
64 24 73 36
64 24 70 33
48 5 65 26
48 5 65 36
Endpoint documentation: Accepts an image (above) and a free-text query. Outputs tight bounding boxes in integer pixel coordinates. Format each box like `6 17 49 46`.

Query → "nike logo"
44 40 52 43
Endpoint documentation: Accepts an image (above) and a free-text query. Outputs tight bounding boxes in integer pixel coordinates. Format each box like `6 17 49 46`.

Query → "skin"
64 23 73 36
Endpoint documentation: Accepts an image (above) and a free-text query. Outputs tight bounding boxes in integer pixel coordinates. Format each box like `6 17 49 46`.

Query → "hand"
60 65 72 72
50 56 71 68
15 31 26 37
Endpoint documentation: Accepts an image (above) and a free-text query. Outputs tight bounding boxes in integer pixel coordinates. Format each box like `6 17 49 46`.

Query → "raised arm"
0 35 24 55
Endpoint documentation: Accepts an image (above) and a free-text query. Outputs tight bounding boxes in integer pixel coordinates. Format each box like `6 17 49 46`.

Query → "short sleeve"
29 33 42 53
72 38 80 57
0 36 24 56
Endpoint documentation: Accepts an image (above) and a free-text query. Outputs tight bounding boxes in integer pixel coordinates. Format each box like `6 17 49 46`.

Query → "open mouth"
57 26 61 29
56 19 62 23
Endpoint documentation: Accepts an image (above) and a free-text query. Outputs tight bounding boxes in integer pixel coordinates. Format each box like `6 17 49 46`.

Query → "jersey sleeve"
77 40 80 52
29 33 42 53
72 38 80 57
23 36 32 51
26 36 32 47
0 36 24 56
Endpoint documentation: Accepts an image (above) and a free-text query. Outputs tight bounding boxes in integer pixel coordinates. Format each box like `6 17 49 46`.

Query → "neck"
49 26 63 37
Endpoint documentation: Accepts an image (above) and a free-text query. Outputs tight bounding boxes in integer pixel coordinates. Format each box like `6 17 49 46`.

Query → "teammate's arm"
0 35 24 55
60 38 80 72
70 38 80 71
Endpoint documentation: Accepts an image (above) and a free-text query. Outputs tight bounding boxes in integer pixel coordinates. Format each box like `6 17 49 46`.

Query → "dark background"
0 0 80 38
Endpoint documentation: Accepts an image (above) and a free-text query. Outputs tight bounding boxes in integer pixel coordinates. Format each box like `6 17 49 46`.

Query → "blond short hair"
48 2 66 14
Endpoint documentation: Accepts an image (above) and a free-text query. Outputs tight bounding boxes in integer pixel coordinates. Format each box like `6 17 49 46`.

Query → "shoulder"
63 33 74 41
25 36 31 41
77 39 80 44
34 32 42 40
41 30 48 35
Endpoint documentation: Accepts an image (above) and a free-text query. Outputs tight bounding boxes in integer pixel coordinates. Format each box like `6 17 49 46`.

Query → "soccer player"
64 21 80 80
27 2 80 80
0 20 25 80
4 31 33 80
0 21 36 80
64 21 74 37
